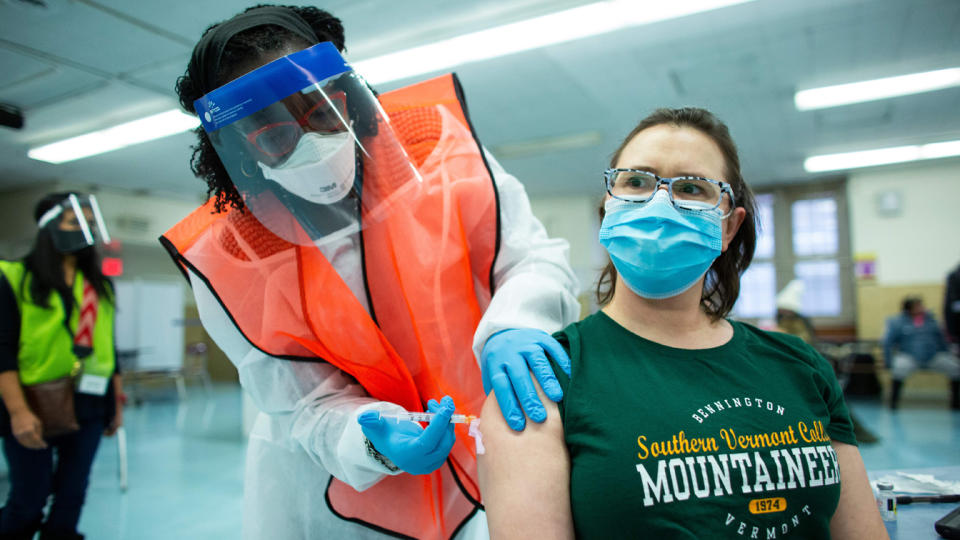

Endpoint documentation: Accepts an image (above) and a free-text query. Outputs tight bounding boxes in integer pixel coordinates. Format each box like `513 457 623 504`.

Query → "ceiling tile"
0 48 105 109
0 1 189 75
0 0 958 196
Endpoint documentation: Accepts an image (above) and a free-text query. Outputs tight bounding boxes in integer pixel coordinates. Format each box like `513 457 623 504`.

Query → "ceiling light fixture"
803 139 960 172
29 0 752 164
28 109 200 164
795 68 960 111
352 0 755 85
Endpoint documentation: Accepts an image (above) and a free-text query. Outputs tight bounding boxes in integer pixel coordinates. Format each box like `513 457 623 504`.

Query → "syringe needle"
378 411 477 424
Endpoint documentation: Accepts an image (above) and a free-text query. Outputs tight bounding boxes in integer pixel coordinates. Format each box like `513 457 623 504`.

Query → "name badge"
77 374 110 396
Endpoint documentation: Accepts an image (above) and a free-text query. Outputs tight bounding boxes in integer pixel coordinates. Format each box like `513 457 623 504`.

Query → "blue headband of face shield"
193 41 351 134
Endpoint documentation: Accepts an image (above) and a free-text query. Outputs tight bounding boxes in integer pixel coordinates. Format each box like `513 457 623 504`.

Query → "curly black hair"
175 5 346 213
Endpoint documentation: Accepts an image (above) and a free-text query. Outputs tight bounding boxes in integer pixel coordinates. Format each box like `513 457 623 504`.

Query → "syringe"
378 411 485 454
378 411 477 424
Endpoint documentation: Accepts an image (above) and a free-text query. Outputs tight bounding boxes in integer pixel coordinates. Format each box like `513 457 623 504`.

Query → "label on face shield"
194 42 352 133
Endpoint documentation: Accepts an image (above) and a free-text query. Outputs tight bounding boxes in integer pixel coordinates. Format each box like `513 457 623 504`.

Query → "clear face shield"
37 194 111 253
194 42 423 246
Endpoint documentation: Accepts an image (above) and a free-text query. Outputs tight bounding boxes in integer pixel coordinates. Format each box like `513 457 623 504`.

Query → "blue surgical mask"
599 189 723 299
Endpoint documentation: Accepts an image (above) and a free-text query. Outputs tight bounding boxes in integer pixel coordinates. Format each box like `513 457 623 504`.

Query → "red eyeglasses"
245 91 348 157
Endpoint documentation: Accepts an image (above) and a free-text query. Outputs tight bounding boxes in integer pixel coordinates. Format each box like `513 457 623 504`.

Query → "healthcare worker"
0 193 121 540
164 5 580 539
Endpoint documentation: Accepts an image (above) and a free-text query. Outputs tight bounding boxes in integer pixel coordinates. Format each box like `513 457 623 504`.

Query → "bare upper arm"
478 384 574 540
829 440 888 540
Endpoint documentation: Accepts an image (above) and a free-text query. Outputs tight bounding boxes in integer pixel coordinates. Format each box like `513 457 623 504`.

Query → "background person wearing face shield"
0 193 122 540
163 5 579 539
478 108 886 539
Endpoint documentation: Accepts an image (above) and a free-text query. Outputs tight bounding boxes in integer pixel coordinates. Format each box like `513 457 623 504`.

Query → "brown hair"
596 107 757 320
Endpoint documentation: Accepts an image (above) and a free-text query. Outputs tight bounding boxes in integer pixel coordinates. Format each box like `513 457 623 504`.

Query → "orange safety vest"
161 73 498 539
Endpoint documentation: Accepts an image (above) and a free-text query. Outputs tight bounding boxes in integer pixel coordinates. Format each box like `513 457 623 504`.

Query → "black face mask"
50 230 93 253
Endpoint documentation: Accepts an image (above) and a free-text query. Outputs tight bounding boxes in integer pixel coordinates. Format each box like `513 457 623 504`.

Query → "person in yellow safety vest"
0 192 123 540
164 5 580 539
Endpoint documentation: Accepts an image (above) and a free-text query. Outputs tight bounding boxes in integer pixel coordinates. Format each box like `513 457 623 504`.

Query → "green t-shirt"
552 311 856 539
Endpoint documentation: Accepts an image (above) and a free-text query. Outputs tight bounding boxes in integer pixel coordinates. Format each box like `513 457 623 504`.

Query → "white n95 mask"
258 130 356 205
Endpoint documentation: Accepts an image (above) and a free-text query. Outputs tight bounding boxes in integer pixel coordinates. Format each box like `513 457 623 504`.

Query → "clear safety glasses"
237 90 349 159
603 168 736 217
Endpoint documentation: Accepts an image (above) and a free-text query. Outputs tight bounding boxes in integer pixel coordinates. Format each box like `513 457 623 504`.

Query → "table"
868 466 960 539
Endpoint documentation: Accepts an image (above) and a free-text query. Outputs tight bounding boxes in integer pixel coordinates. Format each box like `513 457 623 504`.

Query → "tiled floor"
0 385 957 538
852 393 960 470
1 384 245 540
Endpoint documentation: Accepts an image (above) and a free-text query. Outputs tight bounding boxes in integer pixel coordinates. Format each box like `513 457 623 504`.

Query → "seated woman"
478 108 886 539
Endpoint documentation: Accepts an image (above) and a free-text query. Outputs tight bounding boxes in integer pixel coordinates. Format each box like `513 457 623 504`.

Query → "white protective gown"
190 152 580 539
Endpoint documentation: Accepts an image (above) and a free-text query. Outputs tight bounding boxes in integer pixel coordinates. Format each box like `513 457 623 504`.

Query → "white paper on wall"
114 280 184 372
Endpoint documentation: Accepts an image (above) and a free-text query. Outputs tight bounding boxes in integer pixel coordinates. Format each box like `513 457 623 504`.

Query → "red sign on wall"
102 257 123 277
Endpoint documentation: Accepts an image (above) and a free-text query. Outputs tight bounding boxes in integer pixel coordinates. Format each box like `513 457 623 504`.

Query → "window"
754 194 775 259
734 181 853 325
792 197 842 317
792 198 838 256
735 262 777 318
794 260 842 316
735 194 776 319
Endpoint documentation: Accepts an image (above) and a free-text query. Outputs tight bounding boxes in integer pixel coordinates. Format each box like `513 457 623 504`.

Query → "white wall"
115 280 185 370
847 158 960 285
93 190 200 247
528 194 607 310
0 182 61 258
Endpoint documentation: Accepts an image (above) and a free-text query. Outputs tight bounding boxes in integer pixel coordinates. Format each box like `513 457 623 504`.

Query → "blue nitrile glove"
357 396 456 475
480 328 571 432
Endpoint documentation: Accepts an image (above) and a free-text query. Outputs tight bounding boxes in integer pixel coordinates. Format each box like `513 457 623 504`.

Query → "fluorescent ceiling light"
795 68 960 111
804 140 960 172
29 110 200 164
353 0 754 85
